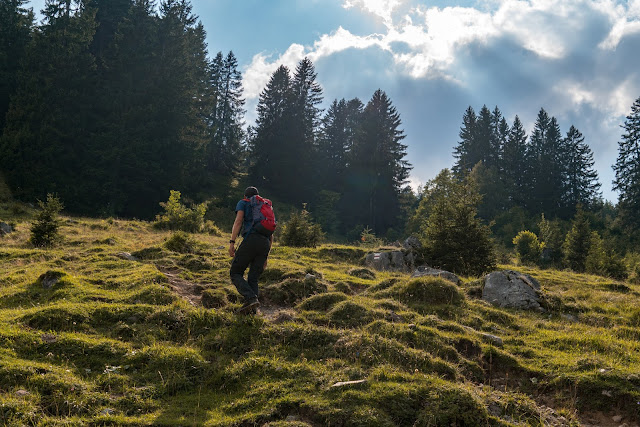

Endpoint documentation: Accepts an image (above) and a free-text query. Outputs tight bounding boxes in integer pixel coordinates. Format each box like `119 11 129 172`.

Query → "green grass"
1 209 639 425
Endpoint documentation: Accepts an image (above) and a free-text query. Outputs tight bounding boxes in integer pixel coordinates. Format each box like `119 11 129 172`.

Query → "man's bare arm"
229 211 244 257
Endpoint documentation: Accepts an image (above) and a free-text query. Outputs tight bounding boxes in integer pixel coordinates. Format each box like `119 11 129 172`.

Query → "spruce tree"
207 51 246 178
317 97 363 192
248 65 293 192
346 90 411 234
613 96 640 232
419 169 496 276
0 0 33 133
502 115 528 207
561 125 601 215
453 106 477 175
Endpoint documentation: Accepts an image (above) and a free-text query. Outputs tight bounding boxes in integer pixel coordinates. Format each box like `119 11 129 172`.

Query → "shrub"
586 232 628 280
30 193 63 247
280 207 324 247
164 231 197 253
563 207 591 272
154 190 208 233
538 214 564 266
359 226 383 247
513 230 543 265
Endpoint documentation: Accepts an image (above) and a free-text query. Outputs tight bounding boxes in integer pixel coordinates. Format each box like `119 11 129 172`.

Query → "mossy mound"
378 277 464 307
328 300 382 328
201 288 227 308
298 292 348 311
348 267 376 280
262 278 328 306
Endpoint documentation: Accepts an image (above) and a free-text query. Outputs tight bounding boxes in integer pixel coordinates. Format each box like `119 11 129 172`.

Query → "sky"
29 0 640 201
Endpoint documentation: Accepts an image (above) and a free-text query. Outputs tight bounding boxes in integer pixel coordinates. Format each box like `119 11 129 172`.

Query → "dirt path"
157 266 203 307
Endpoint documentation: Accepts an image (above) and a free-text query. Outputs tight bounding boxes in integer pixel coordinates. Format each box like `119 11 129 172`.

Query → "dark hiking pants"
230 233 271 303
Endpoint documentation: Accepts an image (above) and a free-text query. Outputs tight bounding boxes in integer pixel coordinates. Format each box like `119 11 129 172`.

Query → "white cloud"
342 0 407 27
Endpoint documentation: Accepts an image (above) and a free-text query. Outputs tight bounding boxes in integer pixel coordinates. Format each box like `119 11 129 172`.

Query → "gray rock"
285 415 301 422
331 379 367 388
461 325 503 347
403 236 422 251
15 389 29 397
101 408 116 416
365 252 391 271
412 266 461 285
116 252 138 261
482 270 542 311
365 250 415 272
0 222 13 235
39 271 64 289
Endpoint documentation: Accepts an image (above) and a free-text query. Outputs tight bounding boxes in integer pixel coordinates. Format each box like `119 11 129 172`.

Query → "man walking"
229 186 275 314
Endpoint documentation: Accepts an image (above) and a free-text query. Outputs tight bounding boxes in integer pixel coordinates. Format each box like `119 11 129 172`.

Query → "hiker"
229 186 276 314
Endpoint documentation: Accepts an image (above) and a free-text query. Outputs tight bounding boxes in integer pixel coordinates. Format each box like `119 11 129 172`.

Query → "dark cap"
244 186 259 198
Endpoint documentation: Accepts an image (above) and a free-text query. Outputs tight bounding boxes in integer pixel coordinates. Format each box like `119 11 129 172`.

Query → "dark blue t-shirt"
235 199 253 237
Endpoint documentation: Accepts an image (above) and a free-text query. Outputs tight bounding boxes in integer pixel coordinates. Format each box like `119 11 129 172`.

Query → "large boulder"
482 270 543 311
411 266 461 285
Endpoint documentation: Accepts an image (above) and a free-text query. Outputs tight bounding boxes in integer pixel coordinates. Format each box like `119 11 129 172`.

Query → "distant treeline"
1 0 640 250
0 0 412 238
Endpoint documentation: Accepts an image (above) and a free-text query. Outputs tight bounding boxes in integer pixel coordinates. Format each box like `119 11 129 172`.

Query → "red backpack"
244 195 277 236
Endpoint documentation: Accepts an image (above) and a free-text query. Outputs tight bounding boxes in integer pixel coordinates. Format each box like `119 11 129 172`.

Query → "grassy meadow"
1 209 639 426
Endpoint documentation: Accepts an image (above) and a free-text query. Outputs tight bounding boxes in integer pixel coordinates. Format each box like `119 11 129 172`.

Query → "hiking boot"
237 299 260 315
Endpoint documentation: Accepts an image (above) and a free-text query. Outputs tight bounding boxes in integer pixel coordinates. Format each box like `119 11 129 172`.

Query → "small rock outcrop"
116 252 138 261
482 270 542 311
38 271 65 289
411 266 461 285
364 237 423 272
0 222 13 236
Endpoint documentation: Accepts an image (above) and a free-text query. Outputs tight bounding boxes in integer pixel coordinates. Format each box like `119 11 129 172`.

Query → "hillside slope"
1 216 639 426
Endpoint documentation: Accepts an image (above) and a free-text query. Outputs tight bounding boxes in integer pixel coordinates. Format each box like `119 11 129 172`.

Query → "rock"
39 271 64 289
403 236 422 251
408 323 417 331
561 313 578 322
331 379 367 388
482 270 542 311
364 248 418 272
101 408 115 416
602 390 613 397
15 389 29 397
412 266 461 285
0 222 13 235
116 252 138 261
305 273 316 281
613 416 623 423
388 311 404 323
41 333 57 344
285 415 301 422
461 325 503 347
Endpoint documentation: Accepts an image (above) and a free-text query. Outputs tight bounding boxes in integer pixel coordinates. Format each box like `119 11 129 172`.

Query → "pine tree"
419 169 496 276
613 96 640 231
453 106 477 175
207 51 245 177
288 57 323 203
317 97 363 192
502 115 528 207
345 89 411 234
561 125 601 215
526 109 565 216
0 0 33 133
248 65 293 191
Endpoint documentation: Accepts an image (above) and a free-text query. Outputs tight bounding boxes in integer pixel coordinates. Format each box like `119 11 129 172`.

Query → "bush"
563 207 591 272
30 193 63 247
586 232 628 280
280 207 324 247
154 190 208 233
164 231 197 253
513 230 543 265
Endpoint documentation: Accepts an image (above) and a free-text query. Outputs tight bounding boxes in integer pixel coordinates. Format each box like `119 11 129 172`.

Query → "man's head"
244 186 259 198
